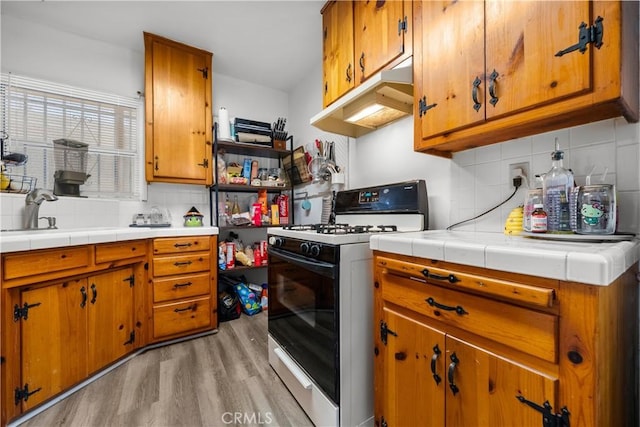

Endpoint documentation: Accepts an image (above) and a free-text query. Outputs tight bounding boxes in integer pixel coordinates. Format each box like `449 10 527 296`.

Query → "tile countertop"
370 230 640 286
0 226 219 253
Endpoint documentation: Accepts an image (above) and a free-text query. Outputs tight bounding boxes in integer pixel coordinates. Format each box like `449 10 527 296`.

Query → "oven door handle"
269 247 337 279
274 347 313 390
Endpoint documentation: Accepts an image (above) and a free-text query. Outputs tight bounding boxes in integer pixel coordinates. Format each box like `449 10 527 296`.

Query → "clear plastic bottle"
543 139 574 233
232 195 241 215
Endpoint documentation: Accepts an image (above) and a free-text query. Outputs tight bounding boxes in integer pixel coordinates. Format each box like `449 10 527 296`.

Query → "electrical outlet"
509 162 530 186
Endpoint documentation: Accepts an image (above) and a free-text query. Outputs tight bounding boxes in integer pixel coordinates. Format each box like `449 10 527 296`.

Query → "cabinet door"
445 335 558 427
354 0 407 83
20 279 88 410
484 0 590 119
145 33 212 184
87 268 135 373
322 0 355 107
416 0 485 140
381 307 445 427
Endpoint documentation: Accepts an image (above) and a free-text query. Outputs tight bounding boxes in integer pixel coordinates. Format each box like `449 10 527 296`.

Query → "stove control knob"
268 236 284 247
300 242 310 254
310 244 322 257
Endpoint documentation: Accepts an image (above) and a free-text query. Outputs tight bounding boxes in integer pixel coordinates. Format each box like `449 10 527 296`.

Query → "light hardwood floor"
19 312 313 427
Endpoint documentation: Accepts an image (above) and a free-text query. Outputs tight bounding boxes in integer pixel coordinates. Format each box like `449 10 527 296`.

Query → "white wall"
0 15 288 230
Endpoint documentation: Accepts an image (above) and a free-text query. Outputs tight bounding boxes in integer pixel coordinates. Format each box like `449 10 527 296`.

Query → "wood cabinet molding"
0 235 217 425
413 0 639 157
144 32 213 185
373 251 638 426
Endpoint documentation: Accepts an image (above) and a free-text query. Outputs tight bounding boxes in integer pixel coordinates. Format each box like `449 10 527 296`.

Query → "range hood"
310 65 413 138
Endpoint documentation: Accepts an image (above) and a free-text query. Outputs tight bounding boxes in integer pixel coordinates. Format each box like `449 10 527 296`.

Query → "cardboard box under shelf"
273 140 286 150
283 147 311 185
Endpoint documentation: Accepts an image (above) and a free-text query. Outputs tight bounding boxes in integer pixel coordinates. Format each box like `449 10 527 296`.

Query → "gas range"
268 180 429 246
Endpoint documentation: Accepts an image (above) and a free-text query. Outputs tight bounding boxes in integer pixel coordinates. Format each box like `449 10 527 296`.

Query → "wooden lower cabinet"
148 235 217 342
17 268 135 411
19 279 89 411
373 252 638 427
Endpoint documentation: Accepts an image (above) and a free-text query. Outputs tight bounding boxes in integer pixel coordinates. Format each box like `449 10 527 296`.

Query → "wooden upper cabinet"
354 0 411 83
144 32 213 185
414 0 639 157
322 0 355 108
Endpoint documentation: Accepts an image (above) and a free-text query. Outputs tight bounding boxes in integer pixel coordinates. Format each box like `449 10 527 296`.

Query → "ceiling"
1 0 324 93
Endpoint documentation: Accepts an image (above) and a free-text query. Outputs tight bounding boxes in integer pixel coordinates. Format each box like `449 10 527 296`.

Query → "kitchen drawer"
376 256 555 309
3 246 91 281
153 296 212 339
153 272 210 303
153 236 210 255
95 240 146 264
381 271 558 363
152 253 210 277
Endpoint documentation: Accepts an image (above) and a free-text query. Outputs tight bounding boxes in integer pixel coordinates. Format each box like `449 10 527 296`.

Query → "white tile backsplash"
452 118 640 234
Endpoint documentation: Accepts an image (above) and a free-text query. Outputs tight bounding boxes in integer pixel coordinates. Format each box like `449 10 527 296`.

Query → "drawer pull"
422 269 460 284
174 261 193 267
173 282 193 289
174 243 193 248
425 297 468 316
448 352 460 395
174 305 195 313
430 344 442 385
80 286 88 308
90 283 98 304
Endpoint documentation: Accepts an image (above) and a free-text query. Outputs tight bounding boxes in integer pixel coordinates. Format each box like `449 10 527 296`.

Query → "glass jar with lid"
575 184 616 234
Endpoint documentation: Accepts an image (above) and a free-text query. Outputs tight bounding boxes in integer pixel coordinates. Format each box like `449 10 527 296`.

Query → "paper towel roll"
218 107 231 140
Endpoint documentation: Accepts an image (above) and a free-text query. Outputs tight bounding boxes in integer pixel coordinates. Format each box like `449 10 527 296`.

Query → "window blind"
1 73 142 199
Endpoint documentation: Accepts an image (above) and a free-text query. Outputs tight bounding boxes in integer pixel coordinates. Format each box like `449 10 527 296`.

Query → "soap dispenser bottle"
543 138 574 233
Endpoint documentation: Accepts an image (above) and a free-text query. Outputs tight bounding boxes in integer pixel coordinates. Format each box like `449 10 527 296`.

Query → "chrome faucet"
24 188 58 229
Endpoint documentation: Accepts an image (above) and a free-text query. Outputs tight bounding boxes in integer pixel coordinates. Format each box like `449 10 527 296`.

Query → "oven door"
267 245 339 404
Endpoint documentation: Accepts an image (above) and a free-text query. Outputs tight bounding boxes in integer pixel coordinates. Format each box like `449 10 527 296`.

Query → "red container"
278 194 289 225
251 203 262 226
260 240 268 265
225 242 235 269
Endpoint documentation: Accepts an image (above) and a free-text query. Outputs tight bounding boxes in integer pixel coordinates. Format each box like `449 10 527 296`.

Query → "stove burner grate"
285 223 400 234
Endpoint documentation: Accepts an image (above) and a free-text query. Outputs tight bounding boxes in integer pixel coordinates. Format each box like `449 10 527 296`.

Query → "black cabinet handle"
174 243 192 248
80 286 87 308
425 297 468 316
90 283 97 304
430 344 442 385
174 305 195 313
359 52 365 73
173 261 193 267
488 69 499 106
448 352 460 395
346 63 352 83
173 281 193 289
472 76 482 111
421 269 460 284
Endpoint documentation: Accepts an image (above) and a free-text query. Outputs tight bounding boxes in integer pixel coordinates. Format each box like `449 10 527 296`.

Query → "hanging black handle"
448 353 460 395
154 155 159 171
430 344 442 385
173 260 193 267
174 242 192 248
488 69 499 106
359 52 365 73
472 76 482 111
80 286 87 308
425 297 468 316
346 63 352 83
90 283 97 305
422 269 460 284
